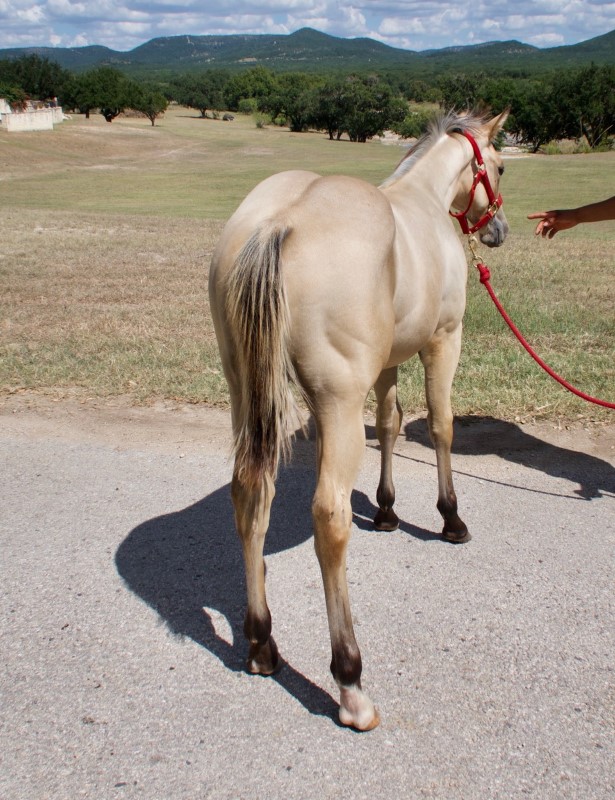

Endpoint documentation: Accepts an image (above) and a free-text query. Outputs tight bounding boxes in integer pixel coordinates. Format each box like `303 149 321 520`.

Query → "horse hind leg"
373 367 403 531
231 467 279 674
312 400 380 731
420 327 470 543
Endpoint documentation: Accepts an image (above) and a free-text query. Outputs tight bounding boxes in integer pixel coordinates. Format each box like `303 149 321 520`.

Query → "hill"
0 27 613 77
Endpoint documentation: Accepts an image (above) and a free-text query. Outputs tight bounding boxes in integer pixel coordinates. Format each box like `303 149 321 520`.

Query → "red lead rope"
474 259 615 410
451 131 613 410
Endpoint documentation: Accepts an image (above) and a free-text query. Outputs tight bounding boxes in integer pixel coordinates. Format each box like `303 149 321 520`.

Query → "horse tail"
224 221 302 490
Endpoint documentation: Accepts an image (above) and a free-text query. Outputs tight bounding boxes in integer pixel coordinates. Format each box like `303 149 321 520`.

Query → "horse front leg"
231 468 279 675
312 402 380 731
373 367 403 531
420 326 470 543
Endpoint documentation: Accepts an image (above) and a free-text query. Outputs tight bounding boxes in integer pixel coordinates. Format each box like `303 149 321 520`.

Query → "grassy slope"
1 106 613 422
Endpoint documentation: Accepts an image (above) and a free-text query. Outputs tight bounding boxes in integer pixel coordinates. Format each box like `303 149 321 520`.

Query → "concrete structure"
0 100 66 132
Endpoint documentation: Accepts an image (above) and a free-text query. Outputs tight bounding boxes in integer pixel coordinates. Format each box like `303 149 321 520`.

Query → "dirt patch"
2 392 613 463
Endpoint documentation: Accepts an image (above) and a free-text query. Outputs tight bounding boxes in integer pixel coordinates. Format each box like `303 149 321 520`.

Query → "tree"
438 73 485 110
223 66 277 112
302 75 407 142
0 80 27 108
340 77 407 143
0 54 71 102
505 81 558 151
259 72 321 132
393 107 432 140
306 78 351 140
554 64 615 148
132 85 169 126
402 79 441 104
71 66 138 120
479 77 517 115
504 67 614 151
171 70 229 117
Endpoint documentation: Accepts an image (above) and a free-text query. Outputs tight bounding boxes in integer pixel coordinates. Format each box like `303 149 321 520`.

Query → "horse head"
451 110 510 248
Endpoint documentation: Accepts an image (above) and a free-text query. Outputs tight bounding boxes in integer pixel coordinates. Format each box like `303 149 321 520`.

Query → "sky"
2 0 615 53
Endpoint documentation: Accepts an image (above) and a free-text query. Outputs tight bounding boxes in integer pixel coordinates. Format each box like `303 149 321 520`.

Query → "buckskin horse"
209 109 509 730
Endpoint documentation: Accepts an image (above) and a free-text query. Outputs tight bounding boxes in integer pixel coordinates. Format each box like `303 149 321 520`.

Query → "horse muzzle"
479 208 509 248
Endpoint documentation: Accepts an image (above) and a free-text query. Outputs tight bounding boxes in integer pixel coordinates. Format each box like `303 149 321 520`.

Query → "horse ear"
488 109 510 140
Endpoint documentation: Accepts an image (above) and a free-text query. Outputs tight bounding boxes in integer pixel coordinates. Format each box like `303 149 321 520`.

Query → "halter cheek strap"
449 131 503 235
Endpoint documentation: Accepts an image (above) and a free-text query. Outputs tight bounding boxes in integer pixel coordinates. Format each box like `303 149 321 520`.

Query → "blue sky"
2 0 615 52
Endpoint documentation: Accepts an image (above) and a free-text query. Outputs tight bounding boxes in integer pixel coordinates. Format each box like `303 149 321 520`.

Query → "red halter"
449 131 503 235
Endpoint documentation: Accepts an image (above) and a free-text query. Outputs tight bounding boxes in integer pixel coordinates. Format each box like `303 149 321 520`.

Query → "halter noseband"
449 130 503 235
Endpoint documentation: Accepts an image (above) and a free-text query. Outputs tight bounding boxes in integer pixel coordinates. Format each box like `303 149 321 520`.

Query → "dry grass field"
1 105 613 423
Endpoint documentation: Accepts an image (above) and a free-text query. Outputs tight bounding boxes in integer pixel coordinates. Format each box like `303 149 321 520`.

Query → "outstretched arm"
528 196 615 238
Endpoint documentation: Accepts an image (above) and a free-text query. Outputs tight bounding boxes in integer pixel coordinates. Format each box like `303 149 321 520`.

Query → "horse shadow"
402 415 615 500
115 444 343 721
114 424 444 723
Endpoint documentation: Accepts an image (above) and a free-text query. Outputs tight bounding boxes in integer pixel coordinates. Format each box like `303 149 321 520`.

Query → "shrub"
238 98 258 114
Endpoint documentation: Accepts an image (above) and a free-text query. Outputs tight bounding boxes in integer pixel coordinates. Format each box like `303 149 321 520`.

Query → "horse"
208 109 509 731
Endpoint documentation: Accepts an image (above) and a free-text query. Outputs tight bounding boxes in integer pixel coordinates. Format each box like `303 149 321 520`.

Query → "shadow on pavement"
118 416 595 722
402 415 615 500
116 453 345 723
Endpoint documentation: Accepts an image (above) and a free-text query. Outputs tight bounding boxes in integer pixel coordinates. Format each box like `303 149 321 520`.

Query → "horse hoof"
338 686 380 731
247 638 280 675
374 508 399 532
339 704 381 732
442 526 471 544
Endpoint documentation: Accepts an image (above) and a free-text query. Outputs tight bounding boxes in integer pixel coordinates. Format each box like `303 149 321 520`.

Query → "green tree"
259 72 320 132
0 80 27 108
399 78 441 104
479 77 517 114
307 78 352 140
132 85 169 126
0 54 70 101
223 66 277 111
555 64 615 148
491 66 614 151
71 66 138 120
438 73 485 110
506 80 558 151
304 75 407 142
393 107 432 139
342 77 407 143
171 70 229 117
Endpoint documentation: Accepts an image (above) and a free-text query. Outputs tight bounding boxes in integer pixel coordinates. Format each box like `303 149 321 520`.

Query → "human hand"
527 209 578 238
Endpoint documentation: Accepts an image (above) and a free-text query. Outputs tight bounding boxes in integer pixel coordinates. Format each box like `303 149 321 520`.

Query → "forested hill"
1 27 614 77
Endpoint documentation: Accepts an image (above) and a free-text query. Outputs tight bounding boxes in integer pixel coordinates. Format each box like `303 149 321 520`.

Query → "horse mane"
380 108 491 188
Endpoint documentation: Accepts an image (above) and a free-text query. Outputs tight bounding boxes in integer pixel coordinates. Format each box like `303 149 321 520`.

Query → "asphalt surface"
1 399 614 800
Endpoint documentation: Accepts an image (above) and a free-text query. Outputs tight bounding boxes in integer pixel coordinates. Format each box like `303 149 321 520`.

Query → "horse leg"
373 367 403 531
312 401 380 731
231 468 279 674
223 376 280 674
419 326 470 543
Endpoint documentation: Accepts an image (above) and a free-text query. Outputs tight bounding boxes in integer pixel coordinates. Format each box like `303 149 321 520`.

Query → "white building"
0 99 66 131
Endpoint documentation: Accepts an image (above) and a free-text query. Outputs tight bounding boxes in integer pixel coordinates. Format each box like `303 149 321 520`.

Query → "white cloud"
379 17 426 35
528 32 566 45
0 0 613 51
480 18 501 32
47 0 87 14
340 5 367 34
17 5 47 23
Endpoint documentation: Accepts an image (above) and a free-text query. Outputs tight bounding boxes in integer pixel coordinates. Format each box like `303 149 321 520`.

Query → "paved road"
1 399 614 800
